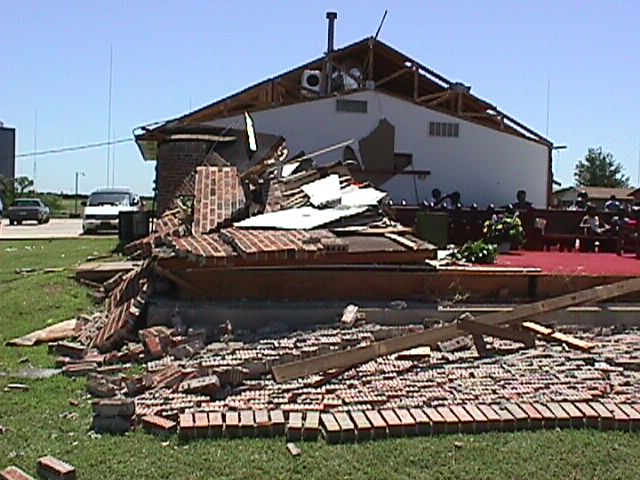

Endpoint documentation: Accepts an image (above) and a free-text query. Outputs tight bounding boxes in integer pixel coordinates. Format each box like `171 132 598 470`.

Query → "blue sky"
2 0 639 195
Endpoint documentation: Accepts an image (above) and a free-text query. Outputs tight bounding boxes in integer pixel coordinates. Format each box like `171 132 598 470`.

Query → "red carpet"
494 251 640 276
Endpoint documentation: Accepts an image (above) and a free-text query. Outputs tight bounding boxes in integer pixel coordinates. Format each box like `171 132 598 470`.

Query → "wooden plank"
272 277 640 382
521 321 553 336
384 233 419 250
458 315 536 347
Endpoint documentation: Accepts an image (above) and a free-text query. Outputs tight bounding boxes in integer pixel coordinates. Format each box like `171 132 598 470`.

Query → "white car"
82 188 141 233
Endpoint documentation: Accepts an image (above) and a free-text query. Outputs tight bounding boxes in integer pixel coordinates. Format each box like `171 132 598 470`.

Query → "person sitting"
446 191 463 209
430 188 448 209
604 194 622 212
513 189 533 210
571 191 589 210
579 204 610 235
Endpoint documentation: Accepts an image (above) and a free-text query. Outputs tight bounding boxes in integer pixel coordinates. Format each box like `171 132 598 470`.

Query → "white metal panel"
212 90 549 208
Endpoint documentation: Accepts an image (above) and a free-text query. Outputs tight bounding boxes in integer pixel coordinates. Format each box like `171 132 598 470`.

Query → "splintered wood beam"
457 315 535 348
375 67 412 88
272 276 640 383
522 321 596 351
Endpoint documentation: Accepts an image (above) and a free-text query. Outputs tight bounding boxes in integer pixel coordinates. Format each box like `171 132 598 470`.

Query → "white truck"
82 188 141 233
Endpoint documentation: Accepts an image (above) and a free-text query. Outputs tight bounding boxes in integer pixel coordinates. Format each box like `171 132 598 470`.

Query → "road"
0 218 116 240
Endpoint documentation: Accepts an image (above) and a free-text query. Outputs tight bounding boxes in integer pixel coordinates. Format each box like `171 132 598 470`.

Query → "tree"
574 147 630 188
0 175 35 206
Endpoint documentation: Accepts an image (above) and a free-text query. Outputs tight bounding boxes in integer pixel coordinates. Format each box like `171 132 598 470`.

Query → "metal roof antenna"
374 10 388 40
325 11 338 95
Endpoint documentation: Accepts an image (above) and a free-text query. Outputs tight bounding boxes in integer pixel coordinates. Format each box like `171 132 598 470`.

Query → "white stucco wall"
211 90 549 207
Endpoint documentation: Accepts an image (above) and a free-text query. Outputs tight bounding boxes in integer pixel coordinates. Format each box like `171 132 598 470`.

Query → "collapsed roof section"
135 38 551 150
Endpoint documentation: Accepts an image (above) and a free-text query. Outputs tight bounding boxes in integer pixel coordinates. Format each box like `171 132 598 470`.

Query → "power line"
15 137 133 158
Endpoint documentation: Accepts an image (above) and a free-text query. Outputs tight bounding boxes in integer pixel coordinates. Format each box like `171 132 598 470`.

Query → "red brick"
239 410 256 437
224 411 240 438
462 404 489 433
574 402 600 429
194 412 209 438
1 466 35 480
589 402 615 430
178 412 195 440
504 403 529 430
334 412 356 443
303 411 320 441
602 403 630 431
531 403 556 428
320 412 341 444
409 408 431 436
618 405 640 430
477 404 502 431
37 456 76 480
380 409 403 437
450 405 474 433
286 412 303 442
270 410 286 436
547 403 571 429
349 411 372 441
254 410 272 437
559 402 585 429
395 408 417 436
141 414 177 435
364 410 388 439
436 406 460 434
519 403 543 430
423 407 446 434
208 411 224 438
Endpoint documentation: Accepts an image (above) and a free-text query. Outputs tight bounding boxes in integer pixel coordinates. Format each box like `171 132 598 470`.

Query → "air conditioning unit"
301 70 322 93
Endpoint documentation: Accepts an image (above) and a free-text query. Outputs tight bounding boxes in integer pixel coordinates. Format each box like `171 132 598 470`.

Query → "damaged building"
135 13 553 213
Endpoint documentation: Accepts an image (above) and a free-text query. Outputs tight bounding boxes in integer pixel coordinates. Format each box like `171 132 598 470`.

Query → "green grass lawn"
1 239 639 479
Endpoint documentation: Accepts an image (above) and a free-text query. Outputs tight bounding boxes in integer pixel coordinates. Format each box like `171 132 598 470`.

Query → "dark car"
8 198 50 225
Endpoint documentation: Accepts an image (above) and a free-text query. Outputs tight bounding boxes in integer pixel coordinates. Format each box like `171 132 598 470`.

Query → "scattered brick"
225 411 240 438
364 410 388 439
333 412 356 443
531 403 556 429
37 456 76 480
574 402 600 429
547 403 571 429
589 402 615 430
380 409 403 438
286 412 303 442
302 411 320 441
254 410 271 437
1 466 35 480
435 406 460 434
320 412 341 444
178 412 195 441
462 404 488 433
349 411 372 441
559 402 585 429
270 410 286 436
423 407 447 434
141 415 177 436
208 411 224 438
408 408 431 436
450 405 474 434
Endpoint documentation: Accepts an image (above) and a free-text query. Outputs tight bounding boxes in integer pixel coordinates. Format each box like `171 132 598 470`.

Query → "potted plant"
483 211 525 252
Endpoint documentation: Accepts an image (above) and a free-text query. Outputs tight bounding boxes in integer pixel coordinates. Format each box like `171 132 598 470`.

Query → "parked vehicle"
8 198 50 225
82 188 141 233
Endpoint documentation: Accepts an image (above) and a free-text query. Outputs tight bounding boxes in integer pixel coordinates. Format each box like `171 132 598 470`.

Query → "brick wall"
156 141 212 214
